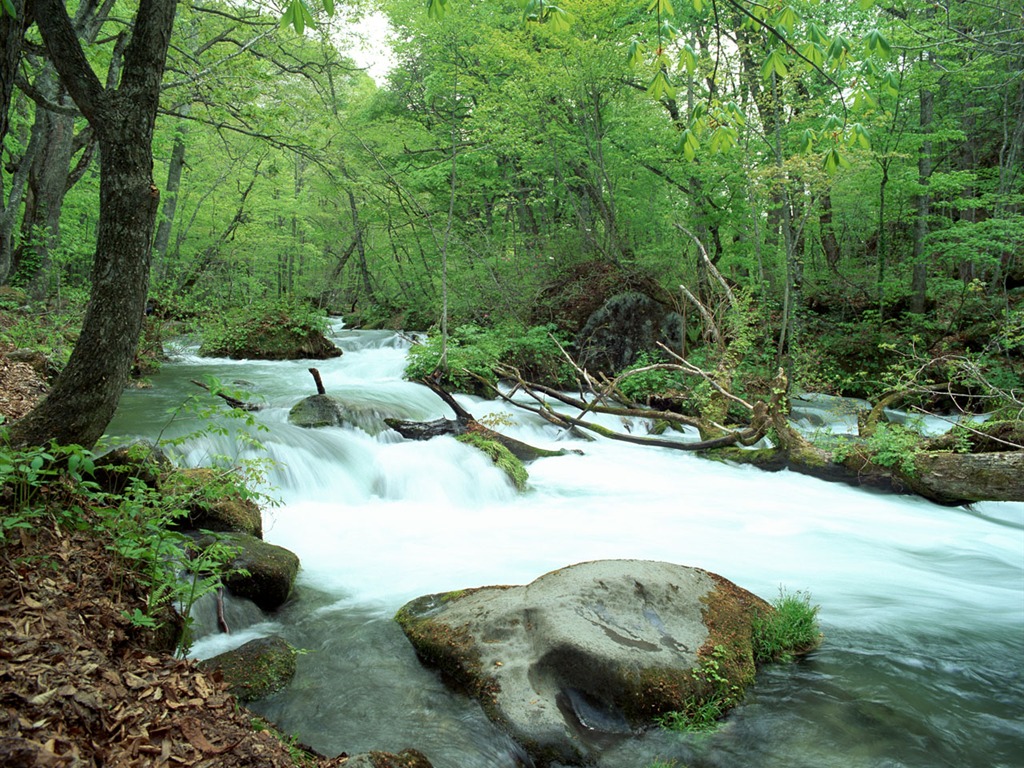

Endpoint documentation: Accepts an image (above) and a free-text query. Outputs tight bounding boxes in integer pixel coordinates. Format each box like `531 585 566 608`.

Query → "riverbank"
0 349 354 768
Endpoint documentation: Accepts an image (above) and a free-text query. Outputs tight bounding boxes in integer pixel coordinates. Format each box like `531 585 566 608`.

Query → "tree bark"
910 81 933 314
10 0 176 449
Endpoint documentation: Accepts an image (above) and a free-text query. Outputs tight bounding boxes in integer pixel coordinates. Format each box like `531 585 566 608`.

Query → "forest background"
0 0 1022 429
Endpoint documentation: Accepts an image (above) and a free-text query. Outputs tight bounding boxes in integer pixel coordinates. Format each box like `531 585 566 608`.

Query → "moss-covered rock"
395 560 772 767
163 467 263 538
218 533 300 612
199 636 297 702
343 749 434 768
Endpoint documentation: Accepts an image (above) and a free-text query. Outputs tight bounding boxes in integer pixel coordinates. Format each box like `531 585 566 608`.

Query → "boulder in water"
217 533 300 612
199 635 297 702
288 393 391 434
395 559 769 766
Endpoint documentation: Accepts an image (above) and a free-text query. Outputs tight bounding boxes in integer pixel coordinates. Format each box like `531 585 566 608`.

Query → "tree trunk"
153 112 188 277
13 67 77 297
0 0 29 284
10 0 176 449
910 84 933 314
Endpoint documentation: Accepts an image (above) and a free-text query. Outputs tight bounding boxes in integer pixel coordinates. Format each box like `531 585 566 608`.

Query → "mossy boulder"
288 394 392 434
91 441 173 494
201 319 341 361
218 533 300 612
162 467 263 538
199 636 297 702
396 560 770 767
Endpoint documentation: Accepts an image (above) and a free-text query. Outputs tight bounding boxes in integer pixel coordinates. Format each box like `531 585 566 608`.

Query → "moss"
456 432 529 490
620 574 769 729
200 636 297 702
394 607 499 708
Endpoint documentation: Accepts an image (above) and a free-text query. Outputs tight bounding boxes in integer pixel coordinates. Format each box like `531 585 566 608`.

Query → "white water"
108 327 1024 768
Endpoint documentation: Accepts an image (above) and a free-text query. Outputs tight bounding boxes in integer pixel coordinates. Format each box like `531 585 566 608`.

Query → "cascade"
107 325 1024 768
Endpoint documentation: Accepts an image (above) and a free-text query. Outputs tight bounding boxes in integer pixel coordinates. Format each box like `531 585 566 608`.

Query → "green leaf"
852 88 877 111
723 100 746 127
884 71 900 97
627 39 645 68
761 49 789 80
799 42 825 69
677 128 700 161
807 22 828 45
799 128 816 153
647 0 675 15
279 2 294 30
323 0 334 15
827 35 851 63
647 70 676 100
1 0 15 18
863 29 892 58
708 125 739 153
822 115 843 133
850 123 872 150
544 5 572 32
680 43 697 75
427 0 448 21
823 148 852 174
858 0 875 8
775 5 800 36
692 0 704 11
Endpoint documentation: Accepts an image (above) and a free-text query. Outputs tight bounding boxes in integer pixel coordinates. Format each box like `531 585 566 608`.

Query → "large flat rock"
396 559 769 766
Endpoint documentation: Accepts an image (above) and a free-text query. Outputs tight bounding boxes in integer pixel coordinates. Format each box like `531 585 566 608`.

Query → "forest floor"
0 347 357 768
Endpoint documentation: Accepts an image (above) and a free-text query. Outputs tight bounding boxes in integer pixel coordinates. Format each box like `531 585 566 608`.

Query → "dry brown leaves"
0 522 351 768
0 350 48 422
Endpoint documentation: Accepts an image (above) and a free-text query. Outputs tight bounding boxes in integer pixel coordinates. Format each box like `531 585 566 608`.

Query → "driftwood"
308 368 326 396
714 370 1024 505
386 378 571 461
190 379 261 411
491 361 1023 506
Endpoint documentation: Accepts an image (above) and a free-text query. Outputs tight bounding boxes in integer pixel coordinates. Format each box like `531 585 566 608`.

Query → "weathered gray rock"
289 394 391 434
396 559 769 766
199 635 297 702
220 533 300 611
288 394 347 428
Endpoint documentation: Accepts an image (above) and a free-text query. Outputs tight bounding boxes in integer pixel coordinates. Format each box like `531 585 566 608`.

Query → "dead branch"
190 380 261 411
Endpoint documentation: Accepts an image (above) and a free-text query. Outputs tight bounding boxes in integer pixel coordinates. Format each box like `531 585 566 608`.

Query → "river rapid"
106 325 1024 768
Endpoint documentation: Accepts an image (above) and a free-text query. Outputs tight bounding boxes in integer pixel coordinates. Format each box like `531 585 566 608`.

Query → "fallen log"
385 378 572 462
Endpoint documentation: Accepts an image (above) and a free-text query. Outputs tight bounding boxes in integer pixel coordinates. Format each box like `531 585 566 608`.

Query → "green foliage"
198 299 330 359
406 323 573 393
98 475 248 656
617 351 688 402
655 645 743 732
751 588 823 664
863 422 921 475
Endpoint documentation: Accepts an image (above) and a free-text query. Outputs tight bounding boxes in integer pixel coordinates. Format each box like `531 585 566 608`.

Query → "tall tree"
9 0 176 448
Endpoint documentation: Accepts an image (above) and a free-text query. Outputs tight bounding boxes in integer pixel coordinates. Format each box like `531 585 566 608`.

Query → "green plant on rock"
751 588 823 664
656 645 744 733
405 322 574 394
864 422 921 476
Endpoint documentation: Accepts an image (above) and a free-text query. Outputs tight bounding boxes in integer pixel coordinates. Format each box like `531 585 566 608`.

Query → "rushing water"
106 325 1024 768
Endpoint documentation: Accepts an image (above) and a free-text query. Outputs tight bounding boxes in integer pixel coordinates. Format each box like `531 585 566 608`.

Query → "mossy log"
722 377 1024 505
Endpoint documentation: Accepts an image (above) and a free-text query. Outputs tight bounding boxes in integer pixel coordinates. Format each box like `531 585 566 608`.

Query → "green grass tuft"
752 587 823 663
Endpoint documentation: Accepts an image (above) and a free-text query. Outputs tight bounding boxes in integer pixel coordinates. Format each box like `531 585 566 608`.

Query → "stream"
106 325 1024 768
